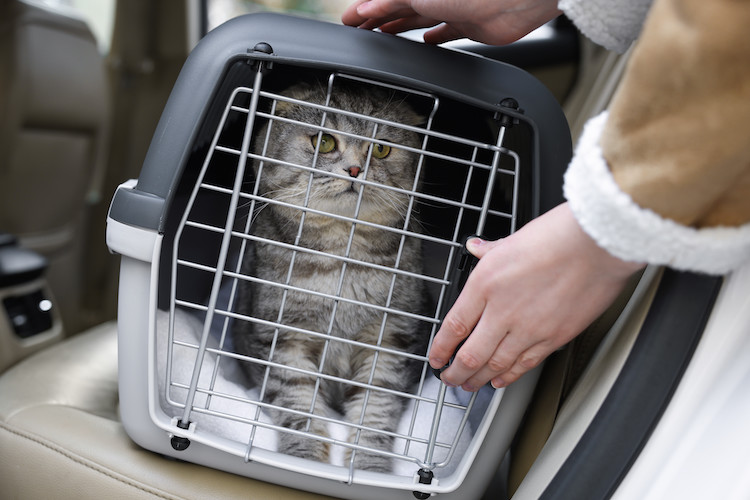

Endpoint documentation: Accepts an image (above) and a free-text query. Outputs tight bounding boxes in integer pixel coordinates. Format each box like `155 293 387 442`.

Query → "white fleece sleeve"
558 0 654 53
563 112 750 275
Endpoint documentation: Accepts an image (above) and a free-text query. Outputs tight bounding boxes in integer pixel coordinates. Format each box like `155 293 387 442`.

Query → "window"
206 0 351 32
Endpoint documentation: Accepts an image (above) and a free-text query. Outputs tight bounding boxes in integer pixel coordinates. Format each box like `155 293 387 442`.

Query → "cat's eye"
371 143 391 159
311 133 336 154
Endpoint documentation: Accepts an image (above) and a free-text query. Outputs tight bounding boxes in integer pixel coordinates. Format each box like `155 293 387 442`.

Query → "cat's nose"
346 166 362 178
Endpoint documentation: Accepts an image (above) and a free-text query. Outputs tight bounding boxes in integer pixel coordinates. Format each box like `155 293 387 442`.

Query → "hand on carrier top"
428 203 645 391
341 0 562 46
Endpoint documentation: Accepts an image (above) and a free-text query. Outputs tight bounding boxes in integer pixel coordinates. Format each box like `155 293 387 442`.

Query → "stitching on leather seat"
0 422 182 500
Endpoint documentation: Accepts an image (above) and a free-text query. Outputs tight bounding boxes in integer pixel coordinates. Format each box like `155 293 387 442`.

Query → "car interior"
0 1 736 499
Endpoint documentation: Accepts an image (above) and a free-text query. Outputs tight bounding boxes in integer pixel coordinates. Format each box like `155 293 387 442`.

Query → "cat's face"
254 83 423 227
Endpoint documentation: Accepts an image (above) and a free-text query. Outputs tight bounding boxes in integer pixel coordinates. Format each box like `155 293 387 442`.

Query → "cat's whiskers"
365 186 409 215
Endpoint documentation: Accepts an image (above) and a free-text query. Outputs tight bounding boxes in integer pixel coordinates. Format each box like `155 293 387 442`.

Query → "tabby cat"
233 82 429 472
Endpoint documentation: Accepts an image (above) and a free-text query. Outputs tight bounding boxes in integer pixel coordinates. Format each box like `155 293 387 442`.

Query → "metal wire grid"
162 68 520 483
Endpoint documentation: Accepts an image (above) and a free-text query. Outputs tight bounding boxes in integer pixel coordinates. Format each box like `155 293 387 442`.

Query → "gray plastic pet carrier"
107 13 571 499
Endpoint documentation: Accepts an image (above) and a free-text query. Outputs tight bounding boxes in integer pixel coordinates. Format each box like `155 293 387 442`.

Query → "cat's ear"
276 82 317 116
404 109 427 128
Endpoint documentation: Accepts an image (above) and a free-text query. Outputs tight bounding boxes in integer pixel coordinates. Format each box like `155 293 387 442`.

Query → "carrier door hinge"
413 468 434 499
249 42 274 72
496 97 522 127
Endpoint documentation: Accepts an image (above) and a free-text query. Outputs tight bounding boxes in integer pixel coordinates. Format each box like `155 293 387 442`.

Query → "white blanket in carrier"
156 308 492 477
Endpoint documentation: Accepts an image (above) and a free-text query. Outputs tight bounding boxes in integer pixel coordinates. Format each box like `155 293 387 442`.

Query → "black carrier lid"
108 12 571 232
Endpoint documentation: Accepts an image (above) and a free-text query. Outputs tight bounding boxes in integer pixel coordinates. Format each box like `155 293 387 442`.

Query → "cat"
232 82 429 472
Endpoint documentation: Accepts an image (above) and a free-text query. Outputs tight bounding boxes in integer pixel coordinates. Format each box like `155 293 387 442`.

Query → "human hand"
341 0 562 45
428 203 645 391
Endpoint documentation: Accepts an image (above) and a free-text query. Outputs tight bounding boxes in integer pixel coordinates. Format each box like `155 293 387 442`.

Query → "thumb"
465 237 501 259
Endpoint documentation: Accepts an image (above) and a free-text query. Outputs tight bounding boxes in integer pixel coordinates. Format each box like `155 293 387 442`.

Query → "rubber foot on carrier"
170 435 191 451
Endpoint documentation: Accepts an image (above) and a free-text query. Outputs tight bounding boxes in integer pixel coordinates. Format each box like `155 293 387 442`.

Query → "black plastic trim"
539 269 723 500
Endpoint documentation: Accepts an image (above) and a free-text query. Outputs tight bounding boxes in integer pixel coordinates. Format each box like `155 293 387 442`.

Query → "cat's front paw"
345 448 393 473
278 432 331 463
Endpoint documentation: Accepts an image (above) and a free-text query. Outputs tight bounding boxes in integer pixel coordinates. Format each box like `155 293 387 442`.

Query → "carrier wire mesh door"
107 13 571 500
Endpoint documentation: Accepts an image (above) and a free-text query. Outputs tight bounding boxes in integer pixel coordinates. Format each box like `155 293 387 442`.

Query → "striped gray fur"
233 82 429 471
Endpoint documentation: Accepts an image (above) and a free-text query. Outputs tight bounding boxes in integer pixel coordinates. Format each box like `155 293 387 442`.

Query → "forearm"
565 114 750 275
564 0 750 275
601 0 750 228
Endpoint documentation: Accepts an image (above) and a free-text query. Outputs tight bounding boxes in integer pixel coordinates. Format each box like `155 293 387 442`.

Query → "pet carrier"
107 13 571 499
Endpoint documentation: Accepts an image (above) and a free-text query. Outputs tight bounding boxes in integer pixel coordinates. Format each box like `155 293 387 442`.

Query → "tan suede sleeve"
600 0 750 228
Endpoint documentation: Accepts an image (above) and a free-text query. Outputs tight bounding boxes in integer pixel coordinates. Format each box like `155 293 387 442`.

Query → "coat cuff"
563 112 750 275
558 0 653 53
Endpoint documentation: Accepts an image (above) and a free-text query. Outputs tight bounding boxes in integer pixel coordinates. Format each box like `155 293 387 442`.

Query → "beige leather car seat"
0 322 333 499
0 0 109 335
